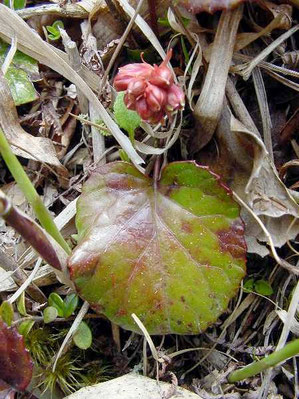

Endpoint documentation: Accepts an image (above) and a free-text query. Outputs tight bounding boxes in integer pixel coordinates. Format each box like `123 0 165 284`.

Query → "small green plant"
46 20 64 41
3 0 26 10
24 327 55 364
43 293 92 349
0 39 39 105
244 277 273 296
45 293 79 320
36 354 83 395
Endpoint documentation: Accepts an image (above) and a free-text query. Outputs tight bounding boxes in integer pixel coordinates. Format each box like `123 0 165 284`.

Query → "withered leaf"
178 0 249 14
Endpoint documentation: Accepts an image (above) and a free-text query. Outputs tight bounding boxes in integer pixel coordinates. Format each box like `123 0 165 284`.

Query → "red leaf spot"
106 175 137 191
91 303 105 313
217 221 247 259
116 309 127 317
111 273 117 288
69 254 98 280
181 222 192 233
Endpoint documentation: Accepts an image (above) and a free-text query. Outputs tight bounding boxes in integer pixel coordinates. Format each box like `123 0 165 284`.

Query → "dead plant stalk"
194 5 243 149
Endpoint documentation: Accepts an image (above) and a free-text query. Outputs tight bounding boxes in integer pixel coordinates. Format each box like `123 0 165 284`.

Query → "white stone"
65 373 201 399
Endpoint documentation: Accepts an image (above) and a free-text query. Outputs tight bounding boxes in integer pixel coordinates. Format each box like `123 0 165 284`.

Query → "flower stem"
228 338 299 383
0 127 71 254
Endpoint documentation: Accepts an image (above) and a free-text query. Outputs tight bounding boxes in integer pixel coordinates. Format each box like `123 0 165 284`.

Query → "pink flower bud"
113 49 185 125
149 110 165 124
145 83 167 112
124 92 136 110
150 65 173 88
117 62 153 79
127 78 147 97
166 84 185 111
149 49 174 88
135 97 153 121
113 74 133 92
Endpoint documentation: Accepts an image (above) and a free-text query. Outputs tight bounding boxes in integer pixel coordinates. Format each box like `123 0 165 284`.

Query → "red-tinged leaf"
68 161 246 335
0 320 33 391
178 0 251 14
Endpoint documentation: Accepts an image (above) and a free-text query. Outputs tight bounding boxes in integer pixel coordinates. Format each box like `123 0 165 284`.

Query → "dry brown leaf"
179 0 247 14
0 71 66 171
193 6 243 149
258 0 293 30
195 104 299 256
234 15 286 53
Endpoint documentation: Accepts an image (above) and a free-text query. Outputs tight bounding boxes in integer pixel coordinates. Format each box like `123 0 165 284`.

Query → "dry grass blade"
0 249 46 302
0 4 144 168
233 53 299 79
264 69 299 92
194 6 243 149
8 258 43 304
234 15 285 52
20 198 78 271
276 280 299 349
1 34 17 75
131 313 162 364
234 24 299 80
136 113 182 155
226 77 260 136
251 62 273 160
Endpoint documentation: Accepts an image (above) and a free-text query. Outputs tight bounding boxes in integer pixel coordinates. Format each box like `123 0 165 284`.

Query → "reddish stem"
0 194 63 271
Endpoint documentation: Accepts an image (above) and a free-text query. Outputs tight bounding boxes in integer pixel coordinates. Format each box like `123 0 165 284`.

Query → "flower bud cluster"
113 50 185 124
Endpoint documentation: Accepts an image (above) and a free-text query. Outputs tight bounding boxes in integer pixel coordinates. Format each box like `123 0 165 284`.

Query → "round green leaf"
63 294 79 318
43 306 58 324
0 39 39 106
18 320 35 337
243 278 254 293
68 161 247 335
113 91 141 139
73 322 92 350
254 280 273 296
17 292 27 316
0 301 14 326
48 293 64 317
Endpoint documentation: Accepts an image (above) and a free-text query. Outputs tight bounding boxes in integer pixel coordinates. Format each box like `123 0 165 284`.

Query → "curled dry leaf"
68 161 246 335
178 0 249 14
196 104 299 256
0 320 33 392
